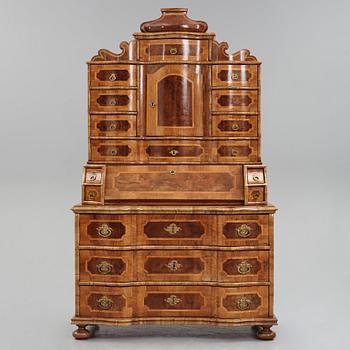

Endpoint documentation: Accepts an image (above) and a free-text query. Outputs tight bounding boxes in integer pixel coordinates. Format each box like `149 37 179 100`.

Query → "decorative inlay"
97 95 130 106
97 145 131 157
218 120 252 132
96 70 130 82
217 70 252 82
146 145 203 157
217 145 252 157
96 120 131 132
218 95 252 107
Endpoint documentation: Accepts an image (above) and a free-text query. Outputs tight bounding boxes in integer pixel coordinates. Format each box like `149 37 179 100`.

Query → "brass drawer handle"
251 190 261 200
96 223 113 238
231 72 239 80
165 294 181 306
150 101 157 108
97 261 113 274
88 173 97 182
109 123 117 131
237 260 252 274
110 148 118 156
231 149 239 156
109 98 117 106
97 295 113 310
231 123 240 131
169 170 176 175
169 149 179 156
109 73 117 81
236 224 252 238
164 223 182 235
165 260 183 271
237 296 251 310
169 48 178 55
253 175 261 182
87 190 97 199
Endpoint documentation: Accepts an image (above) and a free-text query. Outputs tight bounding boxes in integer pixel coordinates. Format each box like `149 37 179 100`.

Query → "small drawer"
212 115 258 137
78 214 136 246
247 186 266 204
212 90 258 113
83 166 105 185
217 286 269 319
212 65 258 88
79 250 135 282
90 89 136 112
137 285 212 317
79 286 133 318
90 64 137 87
89 140 137 162
218 215 269 247
246 167 266 185
140 141 206 163
83 186 102 204
139 39 209 61
218 250 269 283
214 141 259 163
138 250 213 282
90 115 136 137
137 215 215 246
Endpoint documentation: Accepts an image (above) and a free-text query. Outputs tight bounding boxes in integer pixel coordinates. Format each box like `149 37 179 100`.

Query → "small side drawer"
138 250 213 282
78 214 136 246
90 115 136 137
137 285 212 317
90 140 137 162
212 65 258 88
214 140 259 163
212 115 258 137
217 286 269 318
90 64 137 87
90 89 136 112
79 250 135 282
139 39 209 61
212 90 258 113
218 215 269 247
79 286 133 318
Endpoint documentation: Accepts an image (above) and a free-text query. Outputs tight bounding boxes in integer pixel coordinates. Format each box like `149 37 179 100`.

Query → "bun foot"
255 325 276 340
73 325 92 340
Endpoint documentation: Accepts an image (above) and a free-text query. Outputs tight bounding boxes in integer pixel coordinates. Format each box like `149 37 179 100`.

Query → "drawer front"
217 286 269 318
138 250 213 282
139 39 209 61
218 250 269 283
79 250 135 282
212 90 258 113
79 286 133 318
218 215 269 247
90 140 137 162
105 165 244 202
214 141 259 163
90 115 136 137
140 141 207 163
137 215 215 246
90 64 137 87
137 286 212 317
212 65 258 88
79 214 136 246
90 89 136 112
212 115 258 137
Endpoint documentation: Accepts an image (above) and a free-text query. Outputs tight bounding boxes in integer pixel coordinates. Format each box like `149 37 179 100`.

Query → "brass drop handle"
231 149 239 156
237 260 252 274
110 148 118 156
150 101 157 108
237 296 251 310
109 73 117 81
164 294 181 306
96 223 113 238
231 123 240 131
169 48 178 55
236 224 252 238
169 149 179 156
165 260 183 271
97 295 114 310
97 261 113 274
164 223 182 235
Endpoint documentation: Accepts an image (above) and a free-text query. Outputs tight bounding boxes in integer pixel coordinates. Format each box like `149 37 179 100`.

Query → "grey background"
0 0 349 349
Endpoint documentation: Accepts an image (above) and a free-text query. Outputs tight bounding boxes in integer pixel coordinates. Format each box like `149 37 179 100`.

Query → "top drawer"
90 65 137 87
212 65 258 88
139 39 209 61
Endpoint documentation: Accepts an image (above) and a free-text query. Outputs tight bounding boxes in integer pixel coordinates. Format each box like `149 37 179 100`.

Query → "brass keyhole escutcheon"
97 261 113 274
109 73 117 81
236 224 252 238
165 260 183 272
150 101 157 108
251 190 261 200
237 260 252 274
88 190 97 199
109 123 117 130
110 148 118 156
169 149 179 156
165 294 181 306
253 175 260 182
109 98 117 106
169 48 178 55
237 296 251 310
96 223 113 238
231 72 239 80
231 123 240 131
89 173 97 182
231 149 239 156
169 170 176 175
97 295 113 310
164 223 182 235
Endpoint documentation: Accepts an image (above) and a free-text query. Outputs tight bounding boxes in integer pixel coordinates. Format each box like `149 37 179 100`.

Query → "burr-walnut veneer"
71 8 277 341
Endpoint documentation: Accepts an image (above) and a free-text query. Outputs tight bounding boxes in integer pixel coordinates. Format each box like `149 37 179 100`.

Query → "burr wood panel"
212 65 258 88
90 115 137 137
212 90 259 113
90 140 137 162
212 115 258 137
90 64 137 87
90 89 136 113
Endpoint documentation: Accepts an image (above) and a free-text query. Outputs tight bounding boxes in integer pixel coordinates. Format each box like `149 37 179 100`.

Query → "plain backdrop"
0 0 349 349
